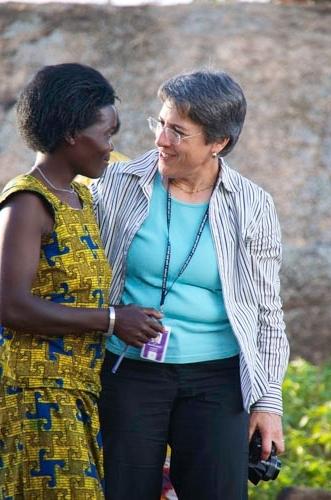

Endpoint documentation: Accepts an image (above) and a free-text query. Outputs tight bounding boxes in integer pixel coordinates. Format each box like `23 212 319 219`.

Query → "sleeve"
89 175 103 225
89 152 129 224
247 194 290 415
89 166 116 226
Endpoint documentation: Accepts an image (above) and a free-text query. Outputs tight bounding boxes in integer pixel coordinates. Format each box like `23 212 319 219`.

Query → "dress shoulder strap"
71 180 93 210
0 174 62 213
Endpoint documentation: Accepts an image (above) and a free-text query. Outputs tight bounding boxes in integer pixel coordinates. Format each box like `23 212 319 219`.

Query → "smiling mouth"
159 151 174 160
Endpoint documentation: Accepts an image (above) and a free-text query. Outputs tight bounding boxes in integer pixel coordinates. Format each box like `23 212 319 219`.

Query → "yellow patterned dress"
0 175 111 499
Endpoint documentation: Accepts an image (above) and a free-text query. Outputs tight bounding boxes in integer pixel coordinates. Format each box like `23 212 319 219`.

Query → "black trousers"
99 351 249 500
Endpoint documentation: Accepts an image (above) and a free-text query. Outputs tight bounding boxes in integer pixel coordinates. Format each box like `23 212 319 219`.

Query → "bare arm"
0 192 162 343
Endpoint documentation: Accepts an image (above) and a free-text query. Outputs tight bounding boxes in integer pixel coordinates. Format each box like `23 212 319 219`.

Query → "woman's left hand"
249 412 285 460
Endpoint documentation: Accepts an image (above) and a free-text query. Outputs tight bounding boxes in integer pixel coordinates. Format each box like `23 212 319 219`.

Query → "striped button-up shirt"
91 149 289 415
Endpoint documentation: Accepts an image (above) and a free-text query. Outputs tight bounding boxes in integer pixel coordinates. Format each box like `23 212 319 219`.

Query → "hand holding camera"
248 430 282 485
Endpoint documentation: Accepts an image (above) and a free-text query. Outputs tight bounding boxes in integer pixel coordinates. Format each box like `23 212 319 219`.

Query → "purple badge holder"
140 326 171 363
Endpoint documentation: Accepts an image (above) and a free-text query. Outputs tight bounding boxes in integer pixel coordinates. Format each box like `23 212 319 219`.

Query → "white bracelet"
105 306 116 338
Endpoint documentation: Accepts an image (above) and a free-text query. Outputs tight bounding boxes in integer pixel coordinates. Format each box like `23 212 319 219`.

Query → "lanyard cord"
160 189 209 310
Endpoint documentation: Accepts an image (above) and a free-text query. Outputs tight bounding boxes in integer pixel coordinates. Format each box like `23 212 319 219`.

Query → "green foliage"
249 358 331 499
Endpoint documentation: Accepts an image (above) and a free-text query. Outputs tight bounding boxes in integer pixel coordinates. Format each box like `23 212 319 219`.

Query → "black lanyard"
160 190 209 310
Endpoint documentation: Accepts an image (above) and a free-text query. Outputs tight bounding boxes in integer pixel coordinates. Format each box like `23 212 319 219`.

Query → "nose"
155 128 171 148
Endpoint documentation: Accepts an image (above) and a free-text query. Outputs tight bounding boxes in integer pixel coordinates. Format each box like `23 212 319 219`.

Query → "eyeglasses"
147 117 202 145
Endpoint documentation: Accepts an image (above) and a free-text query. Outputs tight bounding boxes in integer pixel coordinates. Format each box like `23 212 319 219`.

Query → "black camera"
248 431 281 485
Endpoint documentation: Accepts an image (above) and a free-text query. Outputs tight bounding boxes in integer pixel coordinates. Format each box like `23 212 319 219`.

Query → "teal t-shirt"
108 173 239 363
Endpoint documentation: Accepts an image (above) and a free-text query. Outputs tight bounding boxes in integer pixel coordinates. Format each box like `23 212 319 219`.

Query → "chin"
95 161 109 178
157 162 165 175
158 160 174 178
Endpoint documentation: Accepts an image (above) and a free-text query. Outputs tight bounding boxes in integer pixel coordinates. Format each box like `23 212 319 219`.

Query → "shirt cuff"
250 382 283 416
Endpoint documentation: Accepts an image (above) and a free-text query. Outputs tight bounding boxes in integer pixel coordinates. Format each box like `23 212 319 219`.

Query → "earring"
212 152 217 158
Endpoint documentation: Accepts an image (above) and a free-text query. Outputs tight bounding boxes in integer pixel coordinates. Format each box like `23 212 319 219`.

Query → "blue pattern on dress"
48 338 73 361
42 231 70 267
46 283 75 304
80 225 99 259
92 289 104 308
87 341 104 368
76 399 91 425
85 455 99 480
6 386 23 395
30 449 65 487
26 392 60 431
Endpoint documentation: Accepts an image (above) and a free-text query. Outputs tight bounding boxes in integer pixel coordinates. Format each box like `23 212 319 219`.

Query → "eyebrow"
158 115 188 133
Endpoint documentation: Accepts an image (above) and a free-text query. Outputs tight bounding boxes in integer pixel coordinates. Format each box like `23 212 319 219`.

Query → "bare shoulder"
0 190 53 235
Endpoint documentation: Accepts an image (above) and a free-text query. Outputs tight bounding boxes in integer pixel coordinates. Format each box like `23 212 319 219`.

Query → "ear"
64 134 76 146
213 137 230 155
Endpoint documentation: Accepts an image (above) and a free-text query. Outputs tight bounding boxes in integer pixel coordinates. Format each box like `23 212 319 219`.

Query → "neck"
33 153 75 191
168 160 220 193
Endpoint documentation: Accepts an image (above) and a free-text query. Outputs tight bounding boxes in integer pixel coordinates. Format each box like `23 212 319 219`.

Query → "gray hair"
158 70 246 157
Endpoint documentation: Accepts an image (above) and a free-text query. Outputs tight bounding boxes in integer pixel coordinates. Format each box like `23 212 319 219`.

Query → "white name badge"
140 326 171 363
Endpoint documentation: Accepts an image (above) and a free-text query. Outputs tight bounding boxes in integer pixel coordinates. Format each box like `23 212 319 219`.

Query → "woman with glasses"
0 63 163 498
92 70 289 500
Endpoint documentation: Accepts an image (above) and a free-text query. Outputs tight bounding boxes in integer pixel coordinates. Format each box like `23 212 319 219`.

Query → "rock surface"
0 2 330 362
277 487 331 499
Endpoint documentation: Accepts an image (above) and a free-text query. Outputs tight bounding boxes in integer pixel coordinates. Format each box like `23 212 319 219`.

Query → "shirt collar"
215 158 242 193
120 149 158 181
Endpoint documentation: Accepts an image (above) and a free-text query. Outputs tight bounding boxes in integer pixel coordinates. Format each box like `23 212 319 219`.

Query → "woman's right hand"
114 304 164 347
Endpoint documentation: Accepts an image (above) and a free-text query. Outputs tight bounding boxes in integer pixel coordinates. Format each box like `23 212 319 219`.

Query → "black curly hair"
17 63 119 153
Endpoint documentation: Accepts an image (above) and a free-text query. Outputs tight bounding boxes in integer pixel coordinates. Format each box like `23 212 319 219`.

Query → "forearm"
254 274 289 412
247 194 289 413
1 293 109 336
252 290 289 414
2 293 164 345
250 321 289 415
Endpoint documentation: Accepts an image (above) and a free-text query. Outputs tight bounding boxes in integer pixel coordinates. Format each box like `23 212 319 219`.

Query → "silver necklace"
34 166 75 194
171 179 214 194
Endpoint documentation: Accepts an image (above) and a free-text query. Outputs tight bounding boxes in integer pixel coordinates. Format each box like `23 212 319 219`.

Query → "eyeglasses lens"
148 117 180 145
